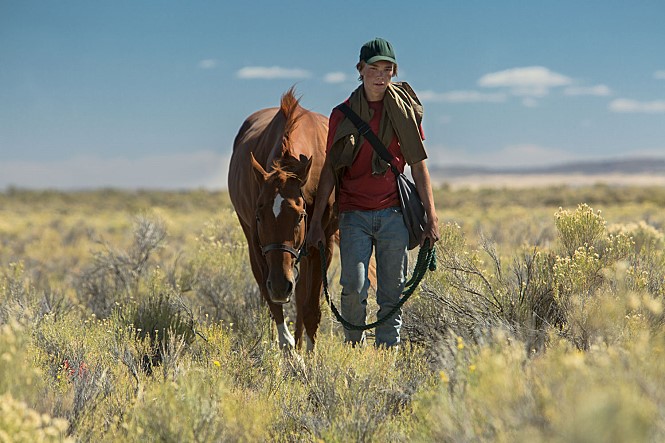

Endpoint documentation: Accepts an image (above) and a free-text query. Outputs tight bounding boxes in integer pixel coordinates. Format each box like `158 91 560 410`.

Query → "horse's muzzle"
271 296 291 305
266 277 295 304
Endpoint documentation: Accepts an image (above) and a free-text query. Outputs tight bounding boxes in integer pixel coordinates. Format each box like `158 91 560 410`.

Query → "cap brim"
365 55 396 65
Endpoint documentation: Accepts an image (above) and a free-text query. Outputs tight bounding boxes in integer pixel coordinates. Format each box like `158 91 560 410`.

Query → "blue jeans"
338 207 409 347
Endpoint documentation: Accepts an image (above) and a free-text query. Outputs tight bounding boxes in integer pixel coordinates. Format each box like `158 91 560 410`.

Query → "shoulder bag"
336 103 426 250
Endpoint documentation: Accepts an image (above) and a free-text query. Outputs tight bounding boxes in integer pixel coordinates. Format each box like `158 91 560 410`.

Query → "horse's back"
231 108 279 155
228 96 330 229
228 107 281 224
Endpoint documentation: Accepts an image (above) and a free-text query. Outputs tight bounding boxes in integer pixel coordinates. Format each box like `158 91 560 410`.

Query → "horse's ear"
296 154 312 185
250 153 269 184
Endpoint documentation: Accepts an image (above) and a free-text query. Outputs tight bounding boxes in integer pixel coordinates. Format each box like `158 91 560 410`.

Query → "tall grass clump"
0 393 72 442
0 262 35 324
0 319 44 408
30 308 123 439
185 216 264 317
611 220 665 297
271 337 434 442
76 215 167 317
403 221 546 352
113 268 196 376
412 322 664 442
550 204 634 349
120 367 274 442
0 318 72 441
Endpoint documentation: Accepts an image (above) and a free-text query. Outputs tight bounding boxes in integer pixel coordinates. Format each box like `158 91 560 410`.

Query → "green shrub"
610 221 665 296
555 204 607 257
0 262 35 324
184 216 275 325
76 215 167 317
121 368 274 442
0 320 44 405
413 325 663 442
0 393 72 442
404 223 559 354
115 269 195 376
275 337 433 442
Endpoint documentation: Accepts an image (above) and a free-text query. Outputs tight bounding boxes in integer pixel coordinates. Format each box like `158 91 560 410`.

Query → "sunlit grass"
1 187 665 441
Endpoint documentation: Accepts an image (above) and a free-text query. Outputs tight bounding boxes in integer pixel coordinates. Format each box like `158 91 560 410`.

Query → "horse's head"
251 152 311 304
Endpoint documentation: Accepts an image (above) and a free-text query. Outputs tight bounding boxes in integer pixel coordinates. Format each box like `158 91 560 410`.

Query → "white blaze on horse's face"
272 193 285 219
256 185 306 305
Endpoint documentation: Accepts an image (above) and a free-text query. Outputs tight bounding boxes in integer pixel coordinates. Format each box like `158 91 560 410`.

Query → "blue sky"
1 0 664 189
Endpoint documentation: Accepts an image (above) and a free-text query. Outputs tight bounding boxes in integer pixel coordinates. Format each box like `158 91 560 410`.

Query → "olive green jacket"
328 82 427 182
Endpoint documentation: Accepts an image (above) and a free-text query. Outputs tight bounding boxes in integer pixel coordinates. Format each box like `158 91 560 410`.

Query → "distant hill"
431 158 665 178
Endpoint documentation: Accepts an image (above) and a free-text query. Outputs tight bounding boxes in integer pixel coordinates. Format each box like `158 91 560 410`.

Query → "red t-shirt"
327 100 424 212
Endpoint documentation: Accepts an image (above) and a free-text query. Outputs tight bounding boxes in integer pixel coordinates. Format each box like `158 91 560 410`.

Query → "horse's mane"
280 87 303 156
262 87 305 186
268 161 299 185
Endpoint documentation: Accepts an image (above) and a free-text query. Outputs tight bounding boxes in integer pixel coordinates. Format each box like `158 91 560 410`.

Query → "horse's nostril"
286 280 294 294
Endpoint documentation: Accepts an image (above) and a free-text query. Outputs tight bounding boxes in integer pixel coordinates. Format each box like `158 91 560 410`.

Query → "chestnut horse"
228 88 337 350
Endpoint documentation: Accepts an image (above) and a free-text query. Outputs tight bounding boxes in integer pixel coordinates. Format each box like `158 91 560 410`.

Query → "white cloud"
564 84 612 96
324 72 348 83
0 151 230 190
198 59 218 69
236 66 311 80
609 99 665 114
654 70 665 80
511 86 551 97
417 89 507 103
479 66 572 88
478 66 572 97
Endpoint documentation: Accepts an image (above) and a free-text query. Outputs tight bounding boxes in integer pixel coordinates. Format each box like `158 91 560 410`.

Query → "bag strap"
336 103 400 176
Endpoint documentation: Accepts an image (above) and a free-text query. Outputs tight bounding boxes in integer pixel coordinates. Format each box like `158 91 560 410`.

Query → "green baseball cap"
359 38 397 65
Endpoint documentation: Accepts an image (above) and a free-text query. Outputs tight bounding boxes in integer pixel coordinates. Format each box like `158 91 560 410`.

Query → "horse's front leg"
294 259 315 352
297 248 329 353
247 241 295 350
265 295 295 349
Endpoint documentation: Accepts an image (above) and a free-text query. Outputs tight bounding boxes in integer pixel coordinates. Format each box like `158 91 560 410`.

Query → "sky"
1 0 664 189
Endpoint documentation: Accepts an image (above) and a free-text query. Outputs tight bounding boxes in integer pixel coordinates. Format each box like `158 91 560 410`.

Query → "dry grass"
1 187 665 441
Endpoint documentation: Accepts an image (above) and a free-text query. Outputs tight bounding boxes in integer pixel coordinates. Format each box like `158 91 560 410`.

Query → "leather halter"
261 242 301 259
257 190 308 266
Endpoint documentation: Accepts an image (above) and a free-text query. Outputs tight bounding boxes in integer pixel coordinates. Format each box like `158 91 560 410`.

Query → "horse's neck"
263 113 291 171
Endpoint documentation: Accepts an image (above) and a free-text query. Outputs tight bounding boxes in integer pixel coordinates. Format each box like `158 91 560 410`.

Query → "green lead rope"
319 239 437 331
